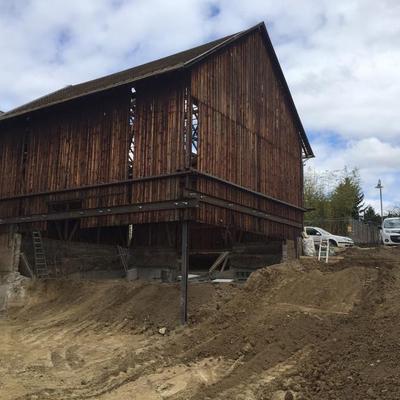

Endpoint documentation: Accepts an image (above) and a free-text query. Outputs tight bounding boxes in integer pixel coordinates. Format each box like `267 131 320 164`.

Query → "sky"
0 0 399 214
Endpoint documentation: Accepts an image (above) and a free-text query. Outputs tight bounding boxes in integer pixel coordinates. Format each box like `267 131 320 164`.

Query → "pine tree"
330 169 364 220
363 205 381 224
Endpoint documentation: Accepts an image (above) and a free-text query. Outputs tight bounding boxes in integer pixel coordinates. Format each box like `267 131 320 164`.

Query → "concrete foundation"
129 247 179 282
0 228 24 314
281 239 296 262
0 229 21 274
0 284 7 314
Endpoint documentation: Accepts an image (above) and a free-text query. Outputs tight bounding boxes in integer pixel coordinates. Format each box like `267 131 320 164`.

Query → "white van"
380 217 400 245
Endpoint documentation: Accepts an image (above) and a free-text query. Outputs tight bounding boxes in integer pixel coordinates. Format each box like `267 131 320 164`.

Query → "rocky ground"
0 246 399 399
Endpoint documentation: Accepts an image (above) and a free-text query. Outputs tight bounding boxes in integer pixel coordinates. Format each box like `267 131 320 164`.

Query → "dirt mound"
294 246 400 400
15 278 238 332
0 246 399 399
246 260 370 313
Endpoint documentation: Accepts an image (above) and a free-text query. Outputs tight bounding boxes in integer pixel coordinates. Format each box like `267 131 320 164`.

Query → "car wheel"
329 239 337 247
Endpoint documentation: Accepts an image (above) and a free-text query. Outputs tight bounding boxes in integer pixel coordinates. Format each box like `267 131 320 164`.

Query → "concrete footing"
0 230 21 275
0 228 24 314
281 239 296 263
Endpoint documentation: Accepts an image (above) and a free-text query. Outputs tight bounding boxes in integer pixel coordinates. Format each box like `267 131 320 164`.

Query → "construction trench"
1 234 400 399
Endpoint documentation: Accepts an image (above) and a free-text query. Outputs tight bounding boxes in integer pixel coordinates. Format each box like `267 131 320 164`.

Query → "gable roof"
0 22 313 157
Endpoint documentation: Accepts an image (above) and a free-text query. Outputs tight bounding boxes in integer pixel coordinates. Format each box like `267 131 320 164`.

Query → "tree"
330 169 364 221
363 205 381 224
303 167 366 234
303 168 331 225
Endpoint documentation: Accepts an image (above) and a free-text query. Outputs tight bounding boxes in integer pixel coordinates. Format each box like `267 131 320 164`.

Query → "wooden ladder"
117 245 129 274
32 231 49 279
318 237 330 263
208 251 230 277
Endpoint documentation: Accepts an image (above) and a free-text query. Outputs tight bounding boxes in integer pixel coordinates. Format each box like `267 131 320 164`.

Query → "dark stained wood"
191 30 303 204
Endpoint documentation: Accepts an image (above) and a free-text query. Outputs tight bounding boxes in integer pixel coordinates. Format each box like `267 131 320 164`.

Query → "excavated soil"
0 246 399 399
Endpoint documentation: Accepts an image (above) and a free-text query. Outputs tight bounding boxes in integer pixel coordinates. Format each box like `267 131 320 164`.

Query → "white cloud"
0 0 399 212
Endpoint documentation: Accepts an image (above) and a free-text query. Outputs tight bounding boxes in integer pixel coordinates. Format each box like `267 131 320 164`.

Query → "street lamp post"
375 179 384 220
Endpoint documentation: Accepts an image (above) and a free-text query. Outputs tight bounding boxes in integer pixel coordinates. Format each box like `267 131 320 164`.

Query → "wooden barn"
0 22 313 319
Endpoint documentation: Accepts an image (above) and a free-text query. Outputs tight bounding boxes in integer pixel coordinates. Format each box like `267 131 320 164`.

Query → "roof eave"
0 63 185 123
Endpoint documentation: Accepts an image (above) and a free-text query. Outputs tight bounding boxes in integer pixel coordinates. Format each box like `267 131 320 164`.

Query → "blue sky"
0 0 399 214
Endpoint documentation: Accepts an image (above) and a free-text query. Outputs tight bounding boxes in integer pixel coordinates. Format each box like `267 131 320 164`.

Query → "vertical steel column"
180 220 189 324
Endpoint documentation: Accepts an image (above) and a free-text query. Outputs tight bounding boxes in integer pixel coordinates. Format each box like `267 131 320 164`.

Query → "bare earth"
0 246 399 400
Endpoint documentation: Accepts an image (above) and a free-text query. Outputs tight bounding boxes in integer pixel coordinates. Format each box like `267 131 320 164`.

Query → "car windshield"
384 218 400 229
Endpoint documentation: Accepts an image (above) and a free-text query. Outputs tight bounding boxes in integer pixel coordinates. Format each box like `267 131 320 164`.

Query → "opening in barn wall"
191 97 199 168
128 86 137 180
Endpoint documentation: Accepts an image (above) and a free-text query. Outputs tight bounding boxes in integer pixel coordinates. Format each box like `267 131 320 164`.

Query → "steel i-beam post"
180 220 189 324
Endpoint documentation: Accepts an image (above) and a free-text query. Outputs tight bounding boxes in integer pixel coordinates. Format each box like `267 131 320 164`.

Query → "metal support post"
180 220 189 325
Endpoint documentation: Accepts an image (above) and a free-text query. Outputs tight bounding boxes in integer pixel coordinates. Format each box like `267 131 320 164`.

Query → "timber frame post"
180 220 189 325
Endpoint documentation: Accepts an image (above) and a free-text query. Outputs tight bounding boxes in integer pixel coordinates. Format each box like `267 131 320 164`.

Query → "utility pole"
375 179 384 220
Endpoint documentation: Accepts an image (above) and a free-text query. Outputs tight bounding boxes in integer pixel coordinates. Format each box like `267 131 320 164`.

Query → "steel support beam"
0 169 305 213
185 192 303 229
180 220 189 325
0 171 191 202
189 169 307 212
0 199 198 226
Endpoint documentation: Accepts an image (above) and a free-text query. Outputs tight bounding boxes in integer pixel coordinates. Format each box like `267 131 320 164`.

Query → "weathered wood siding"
191 30 303 205
191 30 303 238
127 78 186 226
0 79 187 228
0 90 129 197
0 90 129 228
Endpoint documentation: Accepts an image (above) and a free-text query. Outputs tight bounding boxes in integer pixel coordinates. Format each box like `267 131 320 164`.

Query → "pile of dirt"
295 246 400 400
0 246 399 399
14 278 238 332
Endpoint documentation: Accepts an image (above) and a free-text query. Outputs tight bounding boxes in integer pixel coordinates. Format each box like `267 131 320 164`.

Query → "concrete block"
282 239 296 262
126 268 138 281
0 232 21 273
0 284 7 313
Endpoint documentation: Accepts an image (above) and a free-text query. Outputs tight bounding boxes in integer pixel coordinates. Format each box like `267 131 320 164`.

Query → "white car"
380 217 400 245
304 226 354 248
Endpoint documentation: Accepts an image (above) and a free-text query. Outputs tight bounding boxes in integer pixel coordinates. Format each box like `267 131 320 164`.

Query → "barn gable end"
191 28 305 207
